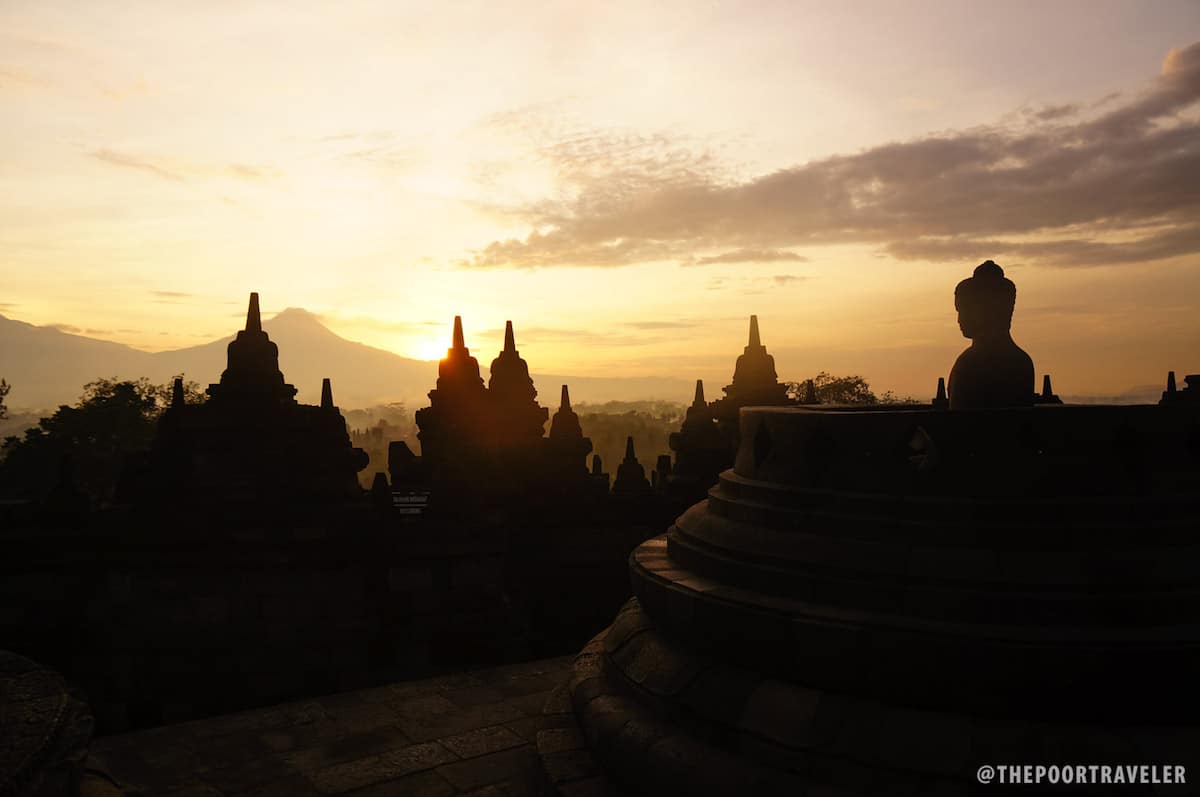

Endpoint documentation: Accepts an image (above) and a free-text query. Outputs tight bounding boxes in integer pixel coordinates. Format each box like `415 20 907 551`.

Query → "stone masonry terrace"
86 656 576 797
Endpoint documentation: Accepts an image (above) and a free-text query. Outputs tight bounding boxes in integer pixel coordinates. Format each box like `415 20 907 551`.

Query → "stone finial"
321 378 334 410
504 320 516 353
560 384 571 411
748 315 761 348
932 377 949 410
452 316 466 351
171 377 185 409
592 454 602 475
1033 374 1062 405
624 436 636 462
1168 371 1177 394
245 292 262 333
693 379 705 407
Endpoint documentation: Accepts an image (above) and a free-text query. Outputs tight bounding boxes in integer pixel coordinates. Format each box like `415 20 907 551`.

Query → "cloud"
463 42 1200 270
884 223 1200 266
90 151 281 183
229 163 283 180
478 324 666 348
96 76 153 101
1022 103 1079 122
480 325 596 341
151 290 192 298
686 249 808 266
703 274 806 294
48 323 82 334
622 320 703 330
339 146 415 171
772 274 805 286
317 130 416 172
314 313 444 335
0 66 52 90
90 149 184 182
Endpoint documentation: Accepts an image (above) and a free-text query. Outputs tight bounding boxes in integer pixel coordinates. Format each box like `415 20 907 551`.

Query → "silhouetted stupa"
611 436 652 498
711 314 792 440
206 292 298 407
1161 371 1200 405
488 321 549 445
414 316 489 473
666 380 728 504
546 385 593 484
148 293 367 501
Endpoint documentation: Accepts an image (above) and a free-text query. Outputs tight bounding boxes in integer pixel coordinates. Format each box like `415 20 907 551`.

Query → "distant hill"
1062 384 1166 405
0 309 695 411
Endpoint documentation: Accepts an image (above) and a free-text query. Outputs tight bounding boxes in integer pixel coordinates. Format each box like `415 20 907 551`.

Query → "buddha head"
954 260 1016 340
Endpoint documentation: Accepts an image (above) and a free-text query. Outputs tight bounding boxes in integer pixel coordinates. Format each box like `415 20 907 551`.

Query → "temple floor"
85 655 591 797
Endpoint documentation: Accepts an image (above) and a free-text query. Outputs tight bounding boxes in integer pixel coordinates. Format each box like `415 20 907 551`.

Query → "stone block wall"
0 502 658 735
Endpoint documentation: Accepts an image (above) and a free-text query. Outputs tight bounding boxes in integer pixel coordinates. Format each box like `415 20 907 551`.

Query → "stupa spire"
452 316 466 351
693 379 705 407
321 378 334 410
624 436 636 462
560 384 571 411
748 315 761 348
1036 373 1062 405
504 320 516 353
245 292 262 333
932 377 949 410
171 377 185 409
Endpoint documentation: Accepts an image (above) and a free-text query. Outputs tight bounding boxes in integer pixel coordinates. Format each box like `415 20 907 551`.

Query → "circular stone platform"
543 404 1200 795
0 651 95 797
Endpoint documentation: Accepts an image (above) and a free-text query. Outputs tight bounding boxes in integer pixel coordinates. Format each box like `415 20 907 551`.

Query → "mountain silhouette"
0 310 694 410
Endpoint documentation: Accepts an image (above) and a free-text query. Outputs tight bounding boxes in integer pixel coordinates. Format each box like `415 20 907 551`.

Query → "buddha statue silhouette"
948 260 1035 409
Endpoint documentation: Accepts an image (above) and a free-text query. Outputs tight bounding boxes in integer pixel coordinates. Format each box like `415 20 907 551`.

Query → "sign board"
392 490 431 516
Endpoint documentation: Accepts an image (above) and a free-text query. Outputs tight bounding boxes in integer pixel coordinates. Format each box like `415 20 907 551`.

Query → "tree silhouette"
784 373 917 405
0 378 9 420
0 375 202 504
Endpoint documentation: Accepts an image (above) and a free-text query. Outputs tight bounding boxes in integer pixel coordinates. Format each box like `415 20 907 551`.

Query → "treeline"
784 372 920 405
0 376 204 504
575 402 684 478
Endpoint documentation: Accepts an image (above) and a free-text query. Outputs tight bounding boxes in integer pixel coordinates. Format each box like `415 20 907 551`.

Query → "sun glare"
412 338 448 362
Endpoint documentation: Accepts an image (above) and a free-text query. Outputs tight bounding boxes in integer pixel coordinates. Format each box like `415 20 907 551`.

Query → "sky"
2 0 1198 399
